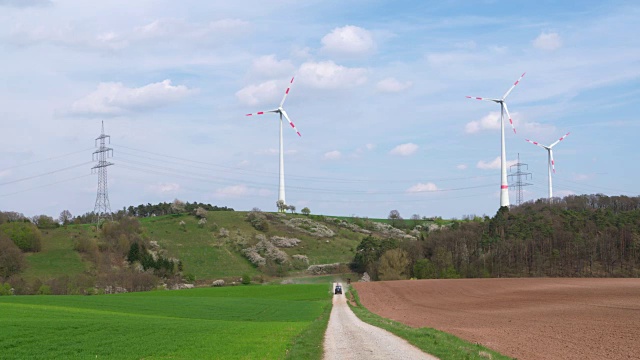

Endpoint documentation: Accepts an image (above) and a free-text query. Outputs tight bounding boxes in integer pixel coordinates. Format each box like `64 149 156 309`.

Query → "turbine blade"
550 149 556 173
279 76 295 108
502 72 526 99
503 102 517 134
281 110 301 137
525 138 547 149
549 132 570 148
246 109 279 116
465 96 497 102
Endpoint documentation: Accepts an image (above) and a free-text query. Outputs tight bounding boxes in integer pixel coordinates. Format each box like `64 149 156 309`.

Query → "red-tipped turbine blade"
550 132 571 148
281 110 301 137
279 76 295 108
503 102 517 134
550 150 556 173
502 72 526 99
525 138 546 149
246 111 267 116
466 96 485 101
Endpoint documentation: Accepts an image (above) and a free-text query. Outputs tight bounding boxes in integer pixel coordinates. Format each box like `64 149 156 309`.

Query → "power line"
508 153 532 206
0 147 94 173
0 161 93 186
0 174 92 198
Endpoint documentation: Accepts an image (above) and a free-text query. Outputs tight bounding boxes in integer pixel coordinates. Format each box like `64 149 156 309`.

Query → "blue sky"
0 0 638 220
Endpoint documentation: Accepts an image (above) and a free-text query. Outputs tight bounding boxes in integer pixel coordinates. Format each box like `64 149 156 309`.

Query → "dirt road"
354 278 640 360
323 283 437 360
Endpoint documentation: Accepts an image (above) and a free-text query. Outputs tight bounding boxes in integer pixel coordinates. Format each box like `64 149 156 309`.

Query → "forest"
352 194 640 280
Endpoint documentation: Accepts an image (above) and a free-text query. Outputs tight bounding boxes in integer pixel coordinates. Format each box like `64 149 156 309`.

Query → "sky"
1 0 639 220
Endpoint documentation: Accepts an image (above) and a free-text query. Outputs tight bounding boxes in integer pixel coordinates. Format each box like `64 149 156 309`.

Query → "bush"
246 210 269 232
0 283 12 296
241 274 251 285
0 222 42 252
37 284 52 295
0 234 26 278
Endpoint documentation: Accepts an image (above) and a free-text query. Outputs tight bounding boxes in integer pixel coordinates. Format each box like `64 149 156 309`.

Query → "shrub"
37 284 52 295
241 274 251 285
0 222 42 252
0 234 26 278
246 210 269 232
0 283 12 296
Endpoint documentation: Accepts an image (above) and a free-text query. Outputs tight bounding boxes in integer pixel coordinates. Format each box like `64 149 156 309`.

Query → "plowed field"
354 278 640 360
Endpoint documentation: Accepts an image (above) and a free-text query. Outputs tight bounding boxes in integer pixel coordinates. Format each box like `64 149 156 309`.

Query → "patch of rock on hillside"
282 217 335 237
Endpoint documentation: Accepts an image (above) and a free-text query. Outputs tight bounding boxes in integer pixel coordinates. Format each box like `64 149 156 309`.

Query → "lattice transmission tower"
92 121 114 224
508 153 532 206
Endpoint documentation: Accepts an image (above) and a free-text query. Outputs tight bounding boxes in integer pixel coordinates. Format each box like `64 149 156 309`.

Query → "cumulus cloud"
533 32 562 51
465 111 502 133
147 183 180 194
236 80 281 106
71 80 194 116
457 164 468 170
321 25 375 56
298 61 367 89
214 184 249 198
133 18 249 41
323 150 342 160
390 143 418 156
250 55 295 78
407 182 439 193
477 156 517 170
376 77 413 93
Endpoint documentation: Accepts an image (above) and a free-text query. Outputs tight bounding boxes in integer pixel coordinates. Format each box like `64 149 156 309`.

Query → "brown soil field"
354 278 640 360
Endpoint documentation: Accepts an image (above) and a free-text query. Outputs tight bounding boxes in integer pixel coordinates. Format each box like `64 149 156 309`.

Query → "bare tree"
171 199 186 213
59 210 73 225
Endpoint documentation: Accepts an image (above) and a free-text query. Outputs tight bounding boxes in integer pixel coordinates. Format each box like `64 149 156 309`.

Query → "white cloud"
214 184 249 198
147 183 180 194
477 156 517 170
365 143 375 150
533 32 562 51
390 143 418 156
465 111 501 133
321 25 375 56
456 164 468 170
407 182 439 193
71 80 193 116
376 77 413 93
249 55 295 78
323 150 342 160
236 80 280 106
133 18 249 41
298 61 367 89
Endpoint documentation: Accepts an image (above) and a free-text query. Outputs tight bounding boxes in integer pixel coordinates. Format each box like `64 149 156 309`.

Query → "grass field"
23 227 89 281
0 284 332 359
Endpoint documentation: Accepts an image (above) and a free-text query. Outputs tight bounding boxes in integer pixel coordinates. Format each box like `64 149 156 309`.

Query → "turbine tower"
467 72 525 208
92 121 114 223
525 132 570 202
246 76 301 211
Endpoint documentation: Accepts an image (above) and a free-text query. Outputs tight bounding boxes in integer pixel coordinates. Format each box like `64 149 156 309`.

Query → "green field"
0 284 332 359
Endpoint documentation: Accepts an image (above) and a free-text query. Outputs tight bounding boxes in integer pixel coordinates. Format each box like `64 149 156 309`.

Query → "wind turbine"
525 132 570 202
467 72 526 208
246 76 301 211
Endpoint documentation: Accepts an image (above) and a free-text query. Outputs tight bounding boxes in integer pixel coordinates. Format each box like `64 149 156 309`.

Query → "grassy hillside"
23 211 384 283
0 284 332 359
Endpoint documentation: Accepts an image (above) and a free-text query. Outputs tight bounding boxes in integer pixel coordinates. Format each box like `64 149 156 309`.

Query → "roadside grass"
347 287 514 360
0 284 331 359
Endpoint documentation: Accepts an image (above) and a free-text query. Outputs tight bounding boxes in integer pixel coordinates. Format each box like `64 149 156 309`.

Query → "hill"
2 209 432 294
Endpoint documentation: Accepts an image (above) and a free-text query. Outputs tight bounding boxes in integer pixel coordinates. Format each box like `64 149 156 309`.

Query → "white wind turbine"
467 72 526 208
246 76 301 210
525 132 570 201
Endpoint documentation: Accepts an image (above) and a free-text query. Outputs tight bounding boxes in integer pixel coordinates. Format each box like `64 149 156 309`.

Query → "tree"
413 259 437 279
301 207 311 216
289 205 296 214
378 249 410 281
388 209 403 227
276 200 286 213
0 222 42 252
59 210 73 225
171 199 186 213
0 234 26 279
32 215 58 229
410 214 421 227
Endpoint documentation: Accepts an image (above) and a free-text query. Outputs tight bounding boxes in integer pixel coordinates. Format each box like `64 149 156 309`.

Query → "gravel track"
323 283 437 360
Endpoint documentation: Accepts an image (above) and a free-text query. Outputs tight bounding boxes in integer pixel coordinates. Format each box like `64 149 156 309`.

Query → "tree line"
352 194 640 280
